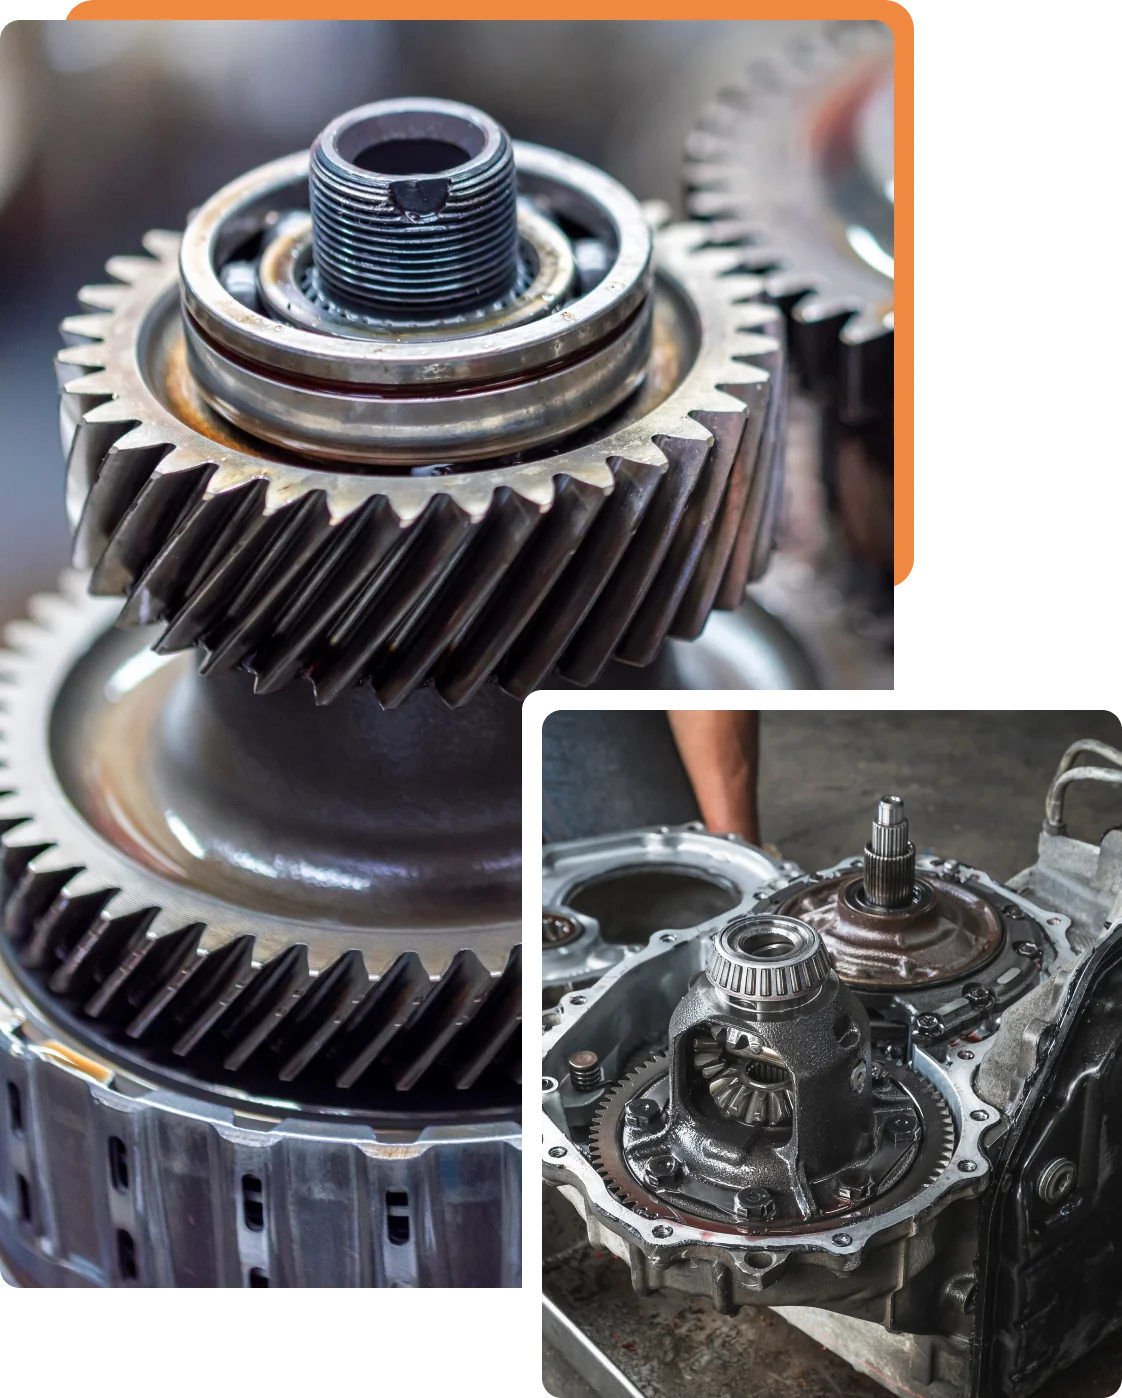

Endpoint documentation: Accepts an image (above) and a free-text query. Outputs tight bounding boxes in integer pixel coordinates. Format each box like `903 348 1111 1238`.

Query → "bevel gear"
57 114 786 708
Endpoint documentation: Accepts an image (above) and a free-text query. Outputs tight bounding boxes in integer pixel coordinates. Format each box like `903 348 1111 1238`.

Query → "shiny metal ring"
183 295 652 463
177 143 653 389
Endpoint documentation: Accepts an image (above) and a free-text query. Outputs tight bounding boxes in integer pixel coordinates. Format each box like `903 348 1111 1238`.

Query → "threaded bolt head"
644 1154 681 1187
887 1113 919 1144
964 984 994 1009
625 1098 662 1129
837 1167 876 1204
1037 1157 1076 1205
915 1013 944 1040
733 1187 777 1222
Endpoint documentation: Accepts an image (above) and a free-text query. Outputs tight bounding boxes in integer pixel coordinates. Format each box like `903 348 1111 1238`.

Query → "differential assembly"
58 97 789 707
587 913 953 1237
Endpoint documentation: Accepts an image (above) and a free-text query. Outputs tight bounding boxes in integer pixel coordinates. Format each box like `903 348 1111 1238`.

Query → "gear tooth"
89 459 214 600
104 253 159 285
60 312 113 345
60 369 117 398
271 949 369 1083
66 413 157 567
616 415 740 666
443 945 522 1091
328 951 431 1090
374 489 541 710
57 342 110 370
209 943 311 1073
87 922 203 1027
166 934 257 1056
49 905 158 1000
77 283 130 312
128 480 271 637
250 499 403 697
311 496 476 707
385 950 494 1092
469 469 653 704
194 494 336 674
140 229 181 260
560 446 707 688
19 871 117 973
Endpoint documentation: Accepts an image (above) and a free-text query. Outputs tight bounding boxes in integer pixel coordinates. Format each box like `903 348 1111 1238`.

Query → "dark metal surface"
974 922 1122 1397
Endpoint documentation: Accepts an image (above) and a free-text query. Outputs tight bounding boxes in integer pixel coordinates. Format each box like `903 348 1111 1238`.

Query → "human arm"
666 710 761 845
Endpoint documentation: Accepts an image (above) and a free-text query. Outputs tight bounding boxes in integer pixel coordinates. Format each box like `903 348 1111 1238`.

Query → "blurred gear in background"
686 20 894 647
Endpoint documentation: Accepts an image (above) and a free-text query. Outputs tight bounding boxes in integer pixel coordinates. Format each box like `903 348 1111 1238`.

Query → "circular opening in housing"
567 866 740 945
735 929 799 960
353 138 471 176
333 110 486 175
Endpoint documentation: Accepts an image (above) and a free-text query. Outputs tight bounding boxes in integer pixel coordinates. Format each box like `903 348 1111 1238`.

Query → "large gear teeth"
57 223 784 705
0 594 521 1109
684 21 893 427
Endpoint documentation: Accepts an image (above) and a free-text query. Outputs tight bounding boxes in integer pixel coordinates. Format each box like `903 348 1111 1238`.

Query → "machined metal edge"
0 974 520 1288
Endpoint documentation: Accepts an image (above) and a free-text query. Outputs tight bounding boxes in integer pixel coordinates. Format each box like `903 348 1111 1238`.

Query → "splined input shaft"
863 795 916 909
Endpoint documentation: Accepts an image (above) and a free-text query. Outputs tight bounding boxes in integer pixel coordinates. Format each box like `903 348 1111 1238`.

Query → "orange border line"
61 4 914 585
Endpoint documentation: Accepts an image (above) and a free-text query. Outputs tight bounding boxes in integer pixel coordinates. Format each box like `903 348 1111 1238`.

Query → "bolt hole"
116 1228 137 1281
386 1190 411 1246
745 1251 774 1269
248 1267 269 1287
108 1136 130 1194
242 1174 265 1232
651 1225 673 1239
6 1082 23 1136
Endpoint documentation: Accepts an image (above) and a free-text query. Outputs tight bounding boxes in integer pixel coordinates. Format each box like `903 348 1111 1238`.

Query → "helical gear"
57 222 785 709
0 577 520 1118
684 21 893 429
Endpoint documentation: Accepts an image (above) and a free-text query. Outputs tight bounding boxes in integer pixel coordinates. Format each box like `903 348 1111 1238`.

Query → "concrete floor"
544 709 1122 1398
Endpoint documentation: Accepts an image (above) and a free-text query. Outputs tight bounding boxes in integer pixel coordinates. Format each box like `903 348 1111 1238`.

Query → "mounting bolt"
733 1187 777 1222
1014 941 1039 958
1037 1157 1077 1206
886 1113 919 1145
568 1051 603 1092
644 1154 682 1188
849 1061 868 1093
625 1098 662 1129
836 1167 876 1204
964 984 994 1010
914 1013 944 1040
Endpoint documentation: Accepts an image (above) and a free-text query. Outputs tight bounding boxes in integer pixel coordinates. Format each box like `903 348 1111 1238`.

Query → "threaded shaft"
568 1051 603 1092
863 795 915 909
309 98 520 319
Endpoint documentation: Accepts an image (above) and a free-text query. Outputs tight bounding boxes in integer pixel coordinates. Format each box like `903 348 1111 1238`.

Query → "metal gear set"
543 745 1122 1397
